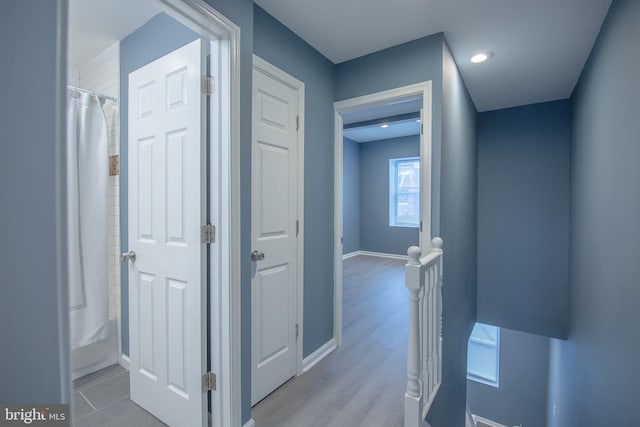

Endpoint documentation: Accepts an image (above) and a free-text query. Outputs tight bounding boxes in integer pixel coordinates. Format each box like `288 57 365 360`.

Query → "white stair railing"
404 237 444 427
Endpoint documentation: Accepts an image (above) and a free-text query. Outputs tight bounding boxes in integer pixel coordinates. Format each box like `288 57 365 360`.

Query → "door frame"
60 0 243 426
251 54 306 378
333 81 432 347
151 2 242 426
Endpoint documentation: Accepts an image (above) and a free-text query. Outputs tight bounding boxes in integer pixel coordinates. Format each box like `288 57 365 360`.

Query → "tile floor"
73 364 167 427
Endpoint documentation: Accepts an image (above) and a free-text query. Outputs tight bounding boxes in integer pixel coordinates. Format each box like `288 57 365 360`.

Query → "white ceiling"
344 118 420 143
342 97 421 142
254 0 612 112
69 0 612 112
68 0 160 66
342 97 422 125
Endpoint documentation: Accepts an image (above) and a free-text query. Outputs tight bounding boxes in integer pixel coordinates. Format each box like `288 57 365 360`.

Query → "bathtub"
72 318 119 380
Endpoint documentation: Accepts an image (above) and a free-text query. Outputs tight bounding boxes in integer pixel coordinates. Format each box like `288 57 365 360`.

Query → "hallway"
252 255 408 427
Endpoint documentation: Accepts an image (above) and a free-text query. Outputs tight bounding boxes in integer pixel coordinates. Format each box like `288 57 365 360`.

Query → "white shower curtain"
67 90 109 350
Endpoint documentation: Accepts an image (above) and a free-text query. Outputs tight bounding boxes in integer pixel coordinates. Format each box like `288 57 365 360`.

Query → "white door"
127 39 207 427
251 64 300 405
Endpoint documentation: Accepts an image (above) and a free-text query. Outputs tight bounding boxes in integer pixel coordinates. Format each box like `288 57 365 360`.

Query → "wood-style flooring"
252 255 408 427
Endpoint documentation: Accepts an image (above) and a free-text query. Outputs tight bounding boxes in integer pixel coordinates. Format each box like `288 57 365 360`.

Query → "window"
389 157 420 227
467 323 500 387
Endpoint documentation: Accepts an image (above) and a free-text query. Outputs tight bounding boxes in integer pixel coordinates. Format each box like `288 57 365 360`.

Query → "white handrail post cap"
407 246 421 265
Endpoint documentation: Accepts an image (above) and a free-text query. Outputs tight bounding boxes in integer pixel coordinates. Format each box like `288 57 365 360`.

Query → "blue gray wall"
336 34 444 236
343 137 360 254
427 42 478 427
359 135 420 255
0 0 70 404
253 4 336 360
119 12 200 357
467 328 550 427
476 100 571 339
548 0 640 425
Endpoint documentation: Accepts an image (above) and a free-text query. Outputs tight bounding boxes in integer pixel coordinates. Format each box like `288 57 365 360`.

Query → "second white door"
251 59 302 405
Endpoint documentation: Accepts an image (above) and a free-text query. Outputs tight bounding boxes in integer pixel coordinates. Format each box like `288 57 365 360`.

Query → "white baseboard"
120 354 130 370
243 419 256 427
472 414 508 427
342 251 360 260
302 338 337 373
343 250 408 261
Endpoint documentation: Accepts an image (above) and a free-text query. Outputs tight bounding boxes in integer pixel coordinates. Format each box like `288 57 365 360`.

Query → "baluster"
405 246 423 427
434 264 440 387
432 237 444 388
406 286 421 398
424 268 429 397
423 268 430 397
420 283 426 398
428 267 432 391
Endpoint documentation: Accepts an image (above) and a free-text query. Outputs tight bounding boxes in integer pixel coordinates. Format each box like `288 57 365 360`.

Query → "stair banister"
404 237 444 427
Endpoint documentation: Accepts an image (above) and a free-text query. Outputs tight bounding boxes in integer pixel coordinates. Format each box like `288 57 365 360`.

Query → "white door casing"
251 57 304 405
418 100 432 250
128 39 206 427
333 82 432 347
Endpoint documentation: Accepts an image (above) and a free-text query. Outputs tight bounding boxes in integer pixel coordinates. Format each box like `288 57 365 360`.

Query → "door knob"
251 250 265 261
121 250 136 262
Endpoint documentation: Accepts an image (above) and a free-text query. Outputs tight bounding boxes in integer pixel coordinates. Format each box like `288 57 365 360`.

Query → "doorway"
66 0 240 426
333 82 433 346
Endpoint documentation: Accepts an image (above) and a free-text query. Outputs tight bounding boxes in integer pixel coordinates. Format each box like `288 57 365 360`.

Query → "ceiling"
68 0 160 66
344 117 421 143
254 0 612 112
69 0 612 112
341 97 422 142
342 97 422 125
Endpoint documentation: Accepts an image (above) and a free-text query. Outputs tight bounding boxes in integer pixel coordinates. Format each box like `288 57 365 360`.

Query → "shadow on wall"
467 327 550 427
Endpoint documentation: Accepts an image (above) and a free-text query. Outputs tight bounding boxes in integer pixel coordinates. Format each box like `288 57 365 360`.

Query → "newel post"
405 246 423 427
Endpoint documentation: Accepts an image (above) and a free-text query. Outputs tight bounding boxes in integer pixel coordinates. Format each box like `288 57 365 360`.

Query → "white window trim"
389 156 420 228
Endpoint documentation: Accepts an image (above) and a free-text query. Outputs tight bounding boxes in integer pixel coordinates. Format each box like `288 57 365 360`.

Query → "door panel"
251 65 299 405
128 39 206 427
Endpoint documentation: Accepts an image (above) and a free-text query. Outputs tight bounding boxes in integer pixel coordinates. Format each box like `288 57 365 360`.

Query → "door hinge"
202 76 215 96
202 224 216 244
296 220 299 237
420 123 424 135
296 115 299 131
420 220 423 232
202 372 216 392
295 324 299 339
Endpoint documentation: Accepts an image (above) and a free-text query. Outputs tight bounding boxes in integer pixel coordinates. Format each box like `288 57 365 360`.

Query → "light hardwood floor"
252 255 408 427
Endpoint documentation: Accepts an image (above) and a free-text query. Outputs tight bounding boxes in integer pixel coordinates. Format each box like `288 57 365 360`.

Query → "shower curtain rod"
67 85 118 103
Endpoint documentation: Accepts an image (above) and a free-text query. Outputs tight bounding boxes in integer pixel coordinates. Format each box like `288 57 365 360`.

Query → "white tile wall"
68 66 80 87
77 42 121 325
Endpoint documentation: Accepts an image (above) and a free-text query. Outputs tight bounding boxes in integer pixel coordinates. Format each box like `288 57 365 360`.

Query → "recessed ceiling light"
471 51 493 64
381 124 389 128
